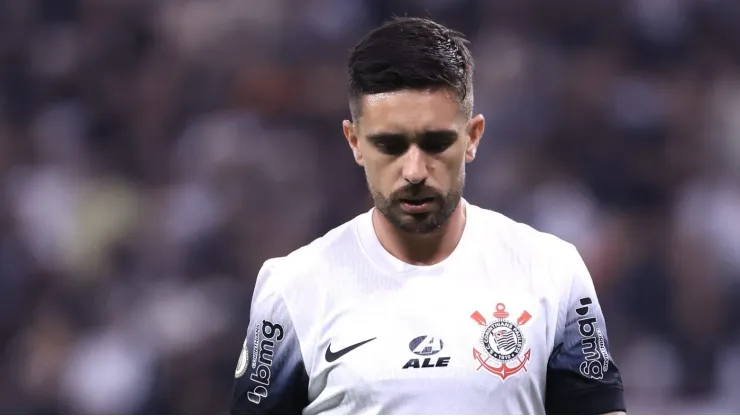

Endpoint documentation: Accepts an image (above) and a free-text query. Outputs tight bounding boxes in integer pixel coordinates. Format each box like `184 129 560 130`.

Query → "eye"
418 132 457 154
368 134 409 156
375 139 409 155
419 140 453 154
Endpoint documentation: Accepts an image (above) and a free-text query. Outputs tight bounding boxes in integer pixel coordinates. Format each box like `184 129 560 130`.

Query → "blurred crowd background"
1 0 740 413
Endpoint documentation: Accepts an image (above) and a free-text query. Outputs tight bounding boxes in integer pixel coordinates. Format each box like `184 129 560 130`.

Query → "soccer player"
230 17 626 415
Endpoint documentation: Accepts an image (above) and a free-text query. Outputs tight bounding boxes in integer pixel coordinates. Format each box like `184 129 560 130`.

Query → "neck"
372 201 467 266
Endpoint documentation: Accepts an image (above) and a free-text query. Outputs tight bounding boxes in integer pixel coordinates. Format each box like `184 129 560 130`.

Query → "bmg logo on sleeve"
575 297 610 380
247 320 284 404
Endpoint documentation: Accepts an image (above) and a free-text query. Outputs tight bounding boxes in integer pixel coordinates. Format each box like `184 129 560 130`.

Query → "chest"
305 271 558 414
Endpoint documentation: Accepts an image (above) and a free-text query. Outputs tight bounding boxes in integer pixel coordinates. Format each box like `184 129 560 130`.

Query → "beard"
368 173 464 235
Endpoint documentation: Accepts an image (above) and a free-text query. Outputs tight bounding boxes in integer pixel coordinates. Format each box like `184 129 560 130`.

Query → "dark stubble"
369 172 464 234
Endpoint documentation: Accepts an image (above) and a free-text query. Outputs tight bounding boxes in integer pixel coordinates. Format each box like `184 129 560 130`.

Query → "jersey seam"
552 243 574 351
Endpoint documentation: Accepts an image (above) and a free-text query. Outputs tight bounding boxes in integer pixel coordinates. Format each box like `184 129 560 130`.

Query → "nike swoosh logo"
325 337 376 363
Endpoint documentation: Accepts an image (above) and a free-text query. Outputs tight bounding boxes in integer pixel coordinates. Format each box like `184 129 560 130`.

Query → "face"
343 89 485 234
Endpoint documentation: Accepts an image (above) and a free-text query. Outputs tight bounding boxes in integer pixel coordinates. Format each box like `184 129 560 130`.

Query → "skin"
343 88 485 266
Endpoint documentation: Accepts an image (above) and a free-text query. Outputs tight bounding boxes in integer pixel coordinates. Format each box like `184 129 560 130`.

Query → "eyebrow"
366 129 458 143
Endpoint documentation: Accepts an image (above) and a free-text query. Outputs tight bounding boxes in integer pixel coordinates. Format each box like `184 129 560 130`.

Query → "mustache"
390 183 441 200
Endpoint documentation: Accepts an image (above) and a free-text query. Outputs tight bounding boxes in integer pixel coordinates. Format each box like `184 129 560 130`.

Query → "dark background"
1 0 739 413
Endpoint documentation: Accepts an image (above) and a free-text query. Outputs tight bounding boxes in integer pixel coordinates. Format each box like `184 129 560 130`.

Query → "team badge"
470 303 532 381
235 336 249 378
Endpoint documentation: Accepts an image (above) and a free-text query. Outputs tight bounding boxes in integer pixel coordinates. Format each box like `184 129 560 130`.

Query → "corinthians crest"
470 303 532 381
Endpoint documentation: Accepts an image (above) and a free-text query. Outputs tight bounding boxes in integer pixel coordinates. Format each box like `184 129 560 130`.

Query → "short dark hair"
348 17 475 121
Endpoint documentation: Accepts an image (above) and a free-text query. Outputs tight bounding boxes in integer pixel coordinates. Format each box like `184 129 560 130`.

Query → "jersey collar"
356 198 478 274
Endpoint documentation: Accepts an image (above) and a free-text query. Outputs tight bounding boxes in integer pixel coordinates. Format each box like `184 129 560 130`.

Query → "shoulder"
469 204 585 295
253 212 365 305
471 204 581 268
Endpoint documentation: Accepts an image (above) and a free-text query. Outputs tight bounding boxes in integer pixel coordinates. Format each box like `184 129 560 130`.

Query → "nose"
401 145 429 185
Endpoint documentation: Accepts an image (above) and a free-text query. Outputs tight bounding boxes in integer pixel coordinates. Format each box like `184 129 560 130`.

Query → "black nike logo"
325 337 376 363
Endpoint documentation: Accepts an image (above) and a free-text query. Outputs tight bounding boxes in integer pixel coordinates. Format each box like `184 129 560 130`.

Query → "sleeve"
230 261 310 414
544 245 626 415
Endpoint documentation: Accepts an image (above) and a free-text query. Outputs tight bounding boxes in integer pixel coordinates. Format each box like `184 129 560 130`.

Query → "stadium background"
1 0 739 413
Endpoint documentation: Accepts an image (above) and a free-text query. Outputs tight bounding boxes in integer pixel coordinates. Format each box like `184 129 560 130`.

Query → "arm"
231 262 310 414
545 245 626 415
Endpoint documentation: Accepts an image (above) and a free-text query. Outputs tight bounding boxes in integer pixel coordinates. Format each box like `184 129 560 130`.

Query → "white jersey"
231 201 625 414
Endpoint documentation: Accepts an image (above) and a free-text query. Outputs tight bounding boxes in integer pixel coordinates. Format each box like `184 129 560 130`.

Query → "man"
230 17 626 415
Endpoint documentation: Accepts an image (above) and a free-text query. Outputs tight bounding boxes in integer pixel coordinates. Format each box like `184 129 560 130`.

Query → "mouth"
398 197 436 213
399 197 435 205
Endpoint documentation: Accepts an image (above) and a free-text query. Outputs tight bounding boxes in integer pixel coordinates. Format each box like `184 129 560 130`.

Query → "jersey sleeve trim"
545 381 626 415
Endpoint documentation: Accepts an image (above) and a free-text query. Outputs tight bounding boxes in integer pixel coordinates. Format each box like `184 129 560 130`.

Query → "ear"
343 120 364 166
465 114 485 163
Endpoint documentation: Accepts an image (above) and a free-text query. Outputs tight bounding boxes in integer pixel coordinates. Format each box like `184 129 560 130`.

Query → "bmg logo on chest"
402 335 450 369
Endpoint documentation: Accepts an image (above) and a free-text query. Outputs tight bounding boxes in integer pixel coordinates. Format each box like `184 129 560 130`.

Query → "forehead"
357 89 465 135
